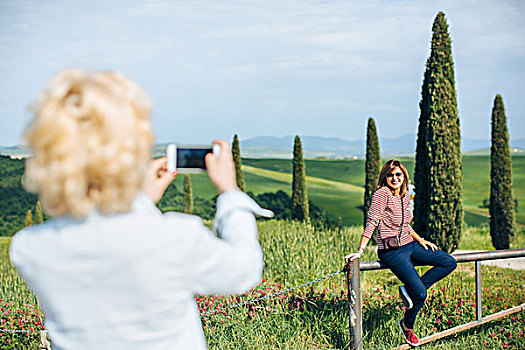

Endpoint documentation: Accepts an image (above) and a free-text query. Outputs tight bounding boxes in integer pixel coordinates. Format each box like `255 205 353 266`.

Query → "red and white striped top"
362 186 414 250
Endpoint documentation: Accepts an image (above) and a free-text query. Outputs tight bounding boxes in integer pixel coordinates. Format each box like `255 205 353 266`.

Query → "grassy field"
2 223 524 349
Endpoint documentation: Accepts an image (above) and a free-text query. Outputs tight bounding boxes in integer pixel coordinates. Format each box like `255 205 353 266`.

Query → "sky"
0 0 524 146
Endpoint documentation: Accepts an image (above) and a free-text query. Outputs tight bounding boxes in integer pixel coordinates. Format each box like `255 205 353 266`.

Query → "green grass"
205 222 525 349
0 238 38 307
458 225 525 251
3 223 524 349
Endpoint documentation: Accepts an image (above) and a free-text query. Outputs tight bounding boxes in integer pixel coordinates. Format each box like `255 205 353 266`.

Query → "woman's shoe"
399 285 413 309
398 319 420 347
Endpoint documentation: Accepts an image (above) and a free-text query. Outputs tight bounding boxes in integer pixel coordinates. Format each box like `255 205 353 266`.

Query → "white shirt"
10 191 273 350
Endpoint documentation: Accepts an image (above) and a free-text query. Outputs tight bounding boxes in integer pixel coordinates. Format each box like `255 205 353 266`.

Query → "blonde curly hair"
24 69 154 217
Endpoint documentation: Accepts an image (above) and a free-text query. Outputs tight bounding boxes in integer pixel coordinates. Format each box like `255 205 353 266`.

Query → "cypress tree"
183 174 194 214
364 117 381 228
232 134 245 192
25 209 33 227
292 135 309 221
34 201 44 224
489 94 515 249
414 12 462 252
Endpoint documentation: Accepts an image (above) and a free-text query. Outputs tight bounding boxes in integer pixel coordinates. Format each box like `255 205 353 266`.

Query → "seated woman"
345 159 457 347
10 69 272 349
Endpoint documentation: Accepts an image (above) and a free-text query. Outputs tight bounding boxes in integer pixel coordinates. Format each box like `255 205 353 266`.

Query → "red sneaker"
398 319 420 347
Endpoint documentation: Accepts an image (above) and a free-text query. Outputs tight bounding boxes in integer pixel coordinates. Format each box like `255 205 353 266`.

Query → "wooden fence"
345 248 525 349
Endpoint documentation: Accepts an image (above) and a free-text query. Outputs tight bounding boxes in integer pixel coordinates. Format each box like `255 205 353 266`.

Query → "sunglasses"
386 172 403 178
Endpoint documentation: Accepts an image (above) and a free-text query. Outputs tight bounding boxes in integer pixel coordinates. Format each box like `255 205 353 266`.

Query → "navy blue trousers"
378 241 457 329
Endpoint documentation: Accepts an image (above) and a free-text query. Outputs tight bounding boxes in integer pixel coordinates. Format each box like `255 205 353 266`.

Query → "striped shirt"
362 186 414 250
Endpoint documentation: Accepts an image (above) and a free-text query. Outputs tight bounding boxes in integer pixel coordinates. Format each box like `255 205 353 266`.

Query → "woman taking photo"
10 69 272 349
345 159 457 347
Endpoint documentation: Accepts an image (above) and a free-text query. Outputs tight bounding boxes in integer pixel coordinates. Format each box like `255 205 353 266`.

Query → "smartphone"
166 144 220 173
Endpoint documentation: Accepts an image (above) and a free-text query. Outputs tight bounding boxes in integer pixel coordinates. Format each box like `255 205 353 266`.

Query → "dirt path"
453 250 525 270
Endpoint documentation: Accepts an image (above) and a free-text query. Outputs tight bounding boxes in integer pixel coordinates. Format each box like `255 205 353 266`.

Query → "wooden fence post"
475 261 482 321
347 259 363 350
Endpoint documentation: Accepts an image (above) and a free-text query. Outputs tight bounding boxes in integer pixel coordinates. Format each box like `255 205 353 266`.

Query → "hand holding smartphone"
204 140 238 194
166 140 238 194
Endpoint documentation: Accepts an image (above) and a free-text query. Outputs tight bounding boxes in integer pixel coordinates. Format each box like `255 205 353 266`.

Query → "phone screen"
176 148 212 169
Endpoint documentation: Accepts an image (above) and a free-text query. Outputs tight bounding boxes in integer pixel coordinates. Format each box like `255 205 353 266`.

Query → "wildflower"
491 332 496 337
503 342 508 348
483 341 487 346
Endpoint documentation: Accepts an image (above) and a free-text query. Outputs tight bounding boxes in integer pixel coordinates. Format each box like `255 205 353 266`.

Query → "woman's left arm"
410 230 438 251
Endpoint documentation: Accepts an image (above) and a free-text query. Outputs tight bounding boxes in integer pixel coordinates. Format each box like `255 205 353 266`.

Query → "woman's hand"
141 157 177 203
205 140 239 194
344 252 362 264
418 238 438 251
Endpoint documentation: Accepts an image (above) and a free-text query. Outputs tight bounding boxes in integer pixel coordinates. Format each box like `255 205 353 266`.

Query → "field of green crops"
2 222 524 349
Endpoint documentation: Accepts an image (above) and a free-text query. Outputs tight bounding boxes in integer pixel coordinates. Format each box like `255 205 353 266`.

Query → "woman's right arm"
175 139 273 295
344 188 388 263
167 192 270 295
345 236 371 263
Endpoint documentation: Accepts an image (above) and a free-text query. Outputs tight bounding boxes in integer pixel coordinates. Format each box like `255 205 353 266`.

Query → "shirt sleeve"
362 188 389 239
169 191 273 295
